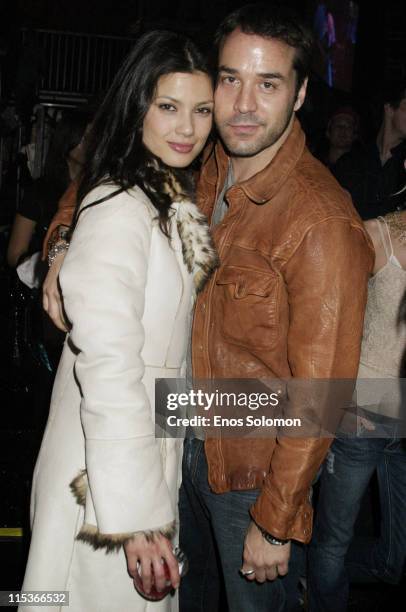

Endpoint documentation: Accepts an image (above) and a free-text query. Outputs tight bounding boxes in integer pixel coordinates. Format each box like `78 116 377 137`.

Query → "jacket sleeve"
42 179 78 259
59 188 176 549
250 218 373 543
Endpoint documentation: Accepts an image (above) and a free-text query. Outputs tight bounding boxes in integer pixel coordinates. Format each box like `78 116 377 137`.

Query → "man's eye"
222 76 238 85
261 82 275 90
158 103 176 111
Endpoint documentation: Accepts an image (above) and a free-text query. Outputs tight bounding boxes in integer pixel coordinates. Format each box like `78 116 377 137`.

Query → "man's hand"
124 532 180 595
42 251 68 331
241 521 291 583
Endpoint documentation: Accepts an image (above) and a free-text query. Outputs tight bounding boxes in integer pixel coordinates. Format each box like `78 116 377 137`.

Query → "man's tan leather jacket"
46 119 373 544
192 119 374 543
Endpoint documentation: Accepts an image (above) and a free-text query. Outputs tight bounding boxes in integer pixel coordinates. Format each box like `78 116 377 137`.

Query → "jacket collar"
211 117 306 204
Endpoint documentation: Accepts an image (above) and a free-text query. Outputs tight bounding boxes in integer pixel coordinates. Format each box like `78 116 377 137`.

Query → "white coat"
20 183 217 612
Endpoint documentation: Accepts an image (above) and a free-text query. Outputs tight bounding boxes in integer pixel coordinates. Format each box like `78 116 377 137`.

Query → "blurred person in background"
333 81 406 219
7 111 89 269
316 106 360 170
6 111 90 378
308 182 406 612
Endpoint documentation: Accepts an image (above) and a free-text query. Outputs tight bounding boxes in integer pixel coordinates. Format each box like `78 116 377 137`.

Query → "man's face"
214 29 307 158
327 115 357 150
391 96 406 139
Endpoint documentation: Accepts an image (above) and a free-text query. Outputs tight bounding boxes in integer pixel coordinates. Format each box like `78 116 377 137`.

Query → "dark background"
1 0 405 143
1 0 405 98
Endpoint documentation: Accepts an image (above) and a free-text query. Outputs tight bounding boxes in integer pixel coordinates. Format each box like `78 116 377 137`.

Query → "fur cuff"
70 469 87 506
70 471 176 553
76 521 176 554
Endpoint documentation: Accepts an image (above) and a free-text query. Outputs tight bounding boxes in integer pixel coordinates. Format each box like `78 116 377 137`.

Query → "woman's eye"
158 103 176 111
196 107 212 115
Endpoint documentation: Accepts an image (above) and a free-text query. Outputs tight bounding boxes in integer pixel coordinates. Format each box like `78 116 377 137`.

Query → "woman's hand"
43 251 68 331
124 532 180 595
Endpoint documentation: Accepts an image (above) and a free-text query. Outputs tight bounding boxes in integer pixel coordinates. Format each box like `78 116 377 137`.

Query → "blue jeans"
179 438 304 612
308 428 406 612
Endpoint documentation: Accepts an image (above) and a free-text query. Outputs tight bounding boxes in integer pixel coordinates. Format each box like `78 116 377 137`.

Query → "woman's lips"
167 142 194 153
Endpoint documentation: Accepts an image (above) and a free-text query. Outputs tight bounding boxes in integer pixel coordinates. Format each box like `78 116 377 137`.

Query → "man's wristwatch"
257 525 290 546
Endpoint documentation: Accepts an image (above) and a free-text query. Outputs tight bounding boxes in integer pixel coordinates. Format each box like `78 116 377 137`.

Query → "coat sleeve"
42 179 78 259
59 188 176 550
250 218 373 543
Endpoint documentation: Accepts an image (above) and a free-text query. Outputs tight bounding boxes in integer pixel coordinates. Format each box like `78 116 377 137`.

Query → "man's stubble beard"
215 98 297 158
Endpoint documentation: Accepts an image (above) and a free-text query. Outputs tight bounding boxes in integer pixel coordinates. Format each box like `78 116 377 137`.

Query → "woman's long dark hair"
77 30 212 236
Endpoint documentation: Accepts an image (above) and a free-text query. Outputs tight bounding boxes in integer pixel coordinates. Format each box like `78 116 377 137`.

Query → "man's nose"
234 84 257 114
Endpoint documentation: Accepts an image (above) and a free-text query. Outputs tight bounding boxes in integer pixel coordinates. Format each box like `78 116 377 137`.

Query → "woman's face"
143 71 213 168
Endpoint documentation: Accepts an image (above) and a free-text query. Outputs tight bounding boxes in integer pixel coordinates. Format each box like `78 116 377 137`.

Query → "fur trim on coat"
70 471 176 553
175 200 219 293
162 171 219 292
163 167 220 293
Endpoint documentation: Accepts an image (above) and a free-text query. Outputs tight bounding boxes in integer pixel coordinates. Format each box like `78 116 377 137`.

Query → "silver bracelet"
261 532 290 546
256 523 290 546
48 241 70 267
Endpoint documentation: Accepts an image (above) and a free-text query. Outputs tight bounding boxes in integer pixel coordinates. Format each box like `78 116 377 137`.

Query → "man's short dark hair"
214 2 314 95
383 80 406 109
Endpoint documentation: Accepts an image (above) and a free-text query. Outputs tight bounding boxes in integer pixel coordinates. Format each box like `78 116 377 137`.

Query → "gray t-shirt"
210 160 235 227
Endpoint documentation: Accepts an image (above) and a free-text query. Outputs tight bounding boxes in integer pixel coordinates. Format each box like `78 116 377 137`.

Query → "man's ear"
383 102 394 119
294 77 308 112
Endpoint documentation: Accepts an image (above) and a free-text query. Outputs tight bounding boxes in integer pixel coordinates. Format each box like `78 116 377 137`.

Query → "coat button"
303 527 309 535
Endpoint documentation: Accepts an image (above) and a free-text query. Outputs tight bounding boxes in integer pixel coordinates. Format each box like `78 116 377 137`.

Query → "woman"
7 111 88 268
308 205 406 612
21 30 217 612
7 112 89 379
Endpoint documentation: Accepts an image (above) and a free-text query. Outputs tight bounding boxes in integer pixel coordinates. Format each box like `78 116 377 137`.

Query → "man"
43 4 373 611
333 82 406 219
179 4 373 611
318 106 360 169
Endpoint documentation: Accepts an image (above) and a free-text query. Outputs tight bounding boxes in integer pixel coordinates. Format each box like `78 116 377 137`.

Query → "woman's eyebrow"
156 96 214 105
155 95 179 102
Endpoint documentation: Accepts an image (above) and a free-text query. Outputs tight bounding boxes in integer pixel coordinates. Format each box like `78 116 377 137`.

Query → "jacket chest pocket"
215 265 279 351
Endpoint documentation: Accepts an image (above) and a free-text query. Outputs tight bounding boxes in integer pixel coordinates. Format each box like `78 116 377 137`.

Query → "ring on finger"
239 568 256 577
